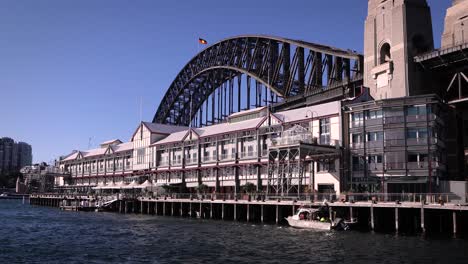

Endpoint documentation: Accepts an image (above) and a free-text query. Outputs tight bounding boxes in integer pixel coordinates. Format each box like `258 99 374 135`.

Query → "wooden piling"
453 211 457 235
261 205 264 223
221 203 225 220
395 208 399 233
421 206 425 233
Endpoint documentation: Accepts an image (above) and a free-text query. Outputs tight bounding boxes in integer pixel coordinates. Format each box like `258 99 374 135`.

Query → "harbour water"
1 200 468 264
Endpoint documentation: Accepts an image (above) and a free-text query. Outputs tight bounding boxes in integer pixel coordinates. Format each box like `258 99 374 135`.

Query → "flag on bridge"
199 38 208 45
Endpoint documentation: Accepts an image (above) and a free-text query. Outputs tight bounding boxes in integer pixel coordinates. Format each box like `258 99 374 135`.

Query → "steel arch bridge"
153 35 363 127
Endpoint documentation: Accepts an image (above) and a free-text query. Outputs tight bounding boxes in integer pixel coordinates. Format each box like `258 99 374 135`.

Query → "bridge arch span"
154 35 363 126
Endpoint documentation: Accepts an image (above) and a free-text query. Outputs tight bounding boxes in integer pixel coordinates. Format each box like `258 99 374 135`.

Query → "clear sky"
0 0 452 163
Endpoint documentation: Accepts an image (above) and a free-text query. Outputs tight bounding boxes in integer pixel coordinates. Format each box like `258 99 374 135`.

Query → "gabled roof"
100 139 122 147
228 106 266 119
62 151 79 161
130 122 188 141
111 142 133 153
61 141 134 162
152 117 265 146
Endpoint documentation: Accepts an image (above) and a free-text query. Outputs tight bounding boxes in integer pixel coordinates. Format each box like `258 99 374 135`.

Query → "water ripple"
1 200 467 264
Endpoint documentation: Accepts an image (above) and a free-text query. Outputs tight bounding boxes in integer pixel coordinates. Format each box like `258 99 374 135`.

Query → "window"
366 110 383 120
380 43 391 64
137 148 146 164
406 105 427 116
317 160 335 172
407 128 428 139
368 155 383 164
352 156 365 171
319 118 331 145
367 131 384 141
351 112 364 126
247 146 254 155
352 134 362 143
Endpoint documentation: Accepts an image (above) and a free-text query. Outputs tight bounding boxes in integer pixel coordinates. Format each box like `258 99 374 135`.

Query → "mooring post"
350 207 353 220
222 203 225 220
171 202 174 216
210 203 213 219
261 205 264 223
155 202 158 215
421 206 425 233
276 205 279 224
189 202 192 217
141 201 143 214
180 202 183 217
125 201 128 214
247 204 250 222
199 202 203 219
329 207 333 222
370 205 375 230
163 202 166 216
147 202 150 215
453 211 457 235
395 207 399 233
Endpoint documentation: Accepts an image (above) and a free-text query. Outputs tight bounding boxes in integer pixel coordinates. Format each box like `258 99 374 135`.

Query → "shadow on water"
1 200 468 264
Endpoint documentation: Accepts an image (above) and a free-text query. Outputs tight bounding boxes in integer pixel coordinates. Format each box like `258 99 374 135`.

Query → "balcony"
384 139 405 147
240 151 257 159
366 141 383 149
158 161 169 167
203 156 216 162
186 158 198 165
171 160 182 166
406 114 428 123
272 134 315 146
351 142 364 149
384 116 404 124
365 118 383 127
385 162 406 170
220 154 235 161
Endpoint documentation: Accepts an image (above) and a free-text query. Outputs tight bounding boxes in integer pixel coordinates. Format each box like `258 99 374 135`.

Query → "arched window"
380 43 391 64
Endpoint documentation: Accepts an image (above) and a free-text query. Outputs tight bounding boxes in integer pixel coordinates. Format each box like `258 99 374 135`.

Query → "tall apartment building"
0 137 32 174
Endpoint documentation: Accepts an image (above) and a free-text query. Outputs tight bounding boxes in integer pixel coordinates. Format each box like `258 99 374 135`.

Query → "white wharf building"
57 102 344 196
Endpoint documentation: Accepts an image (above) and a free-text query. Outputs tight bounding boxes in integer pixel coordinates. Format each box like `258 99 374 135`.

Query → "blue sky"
0 0 452 163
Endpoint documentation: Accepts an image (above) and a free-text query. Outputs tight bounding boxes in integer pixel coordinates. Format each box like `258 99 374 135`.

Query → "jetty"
30 192 468 235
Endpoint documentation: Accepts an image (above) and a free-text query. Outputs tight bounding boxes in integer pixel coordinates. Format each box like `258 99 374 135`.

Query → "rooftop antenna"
139 96 143 122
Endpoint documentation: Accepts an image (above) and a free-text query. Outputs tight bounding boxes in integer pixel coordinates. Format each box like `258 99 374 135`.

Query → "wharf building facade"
58 103 343 195
57 0 468 197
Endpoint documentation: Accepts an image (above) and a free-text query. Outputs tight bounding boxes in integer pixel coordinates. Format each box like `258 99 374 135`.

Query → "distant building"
20 163 59 193
0 137 32 175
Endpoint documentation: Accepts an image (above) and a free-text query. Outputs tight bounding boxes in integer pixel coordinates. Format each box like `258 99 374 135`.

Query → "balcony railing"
272 134 315 146
186 158 198 165
158 161 169 167
240 151 257 158
202 156 212 162
384 116 404 124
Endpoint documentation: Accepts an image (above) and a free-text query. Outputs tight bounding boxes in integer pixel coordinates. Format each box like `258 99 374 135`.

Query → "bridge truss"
153 35 363 127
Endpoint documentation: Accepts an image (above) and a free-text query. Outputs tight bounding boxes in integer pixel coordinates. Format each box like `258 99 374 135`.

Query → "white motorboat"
286 207 332 230
286 205 350 231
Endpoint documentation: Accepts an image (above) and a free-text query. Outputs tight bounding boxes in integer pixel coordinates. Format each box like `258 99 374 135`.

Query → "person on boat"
299 212 305 220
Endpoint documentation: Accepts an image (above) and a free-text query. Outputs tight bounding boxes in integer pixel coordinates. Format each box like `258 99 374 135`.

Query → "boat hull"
286 217 331 230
